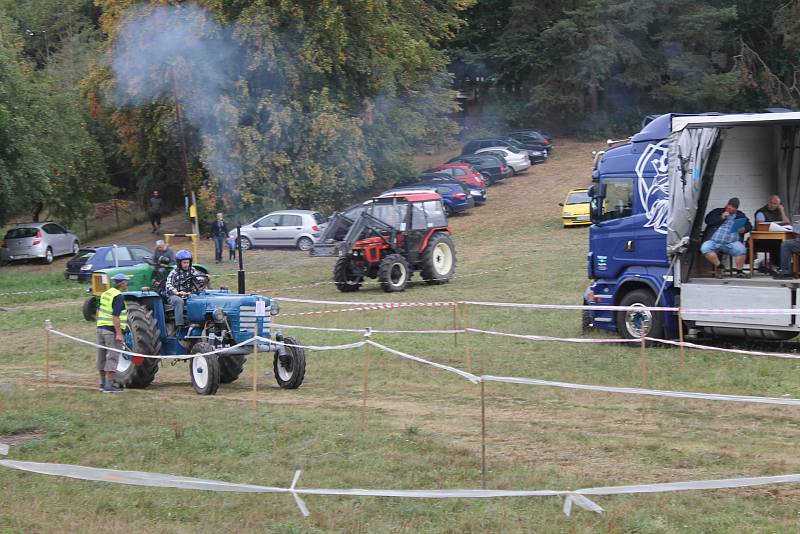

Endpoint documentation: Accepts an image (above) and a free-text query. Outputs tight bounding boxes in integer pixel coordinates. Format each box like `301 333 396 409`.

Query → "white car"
475 147 531 174
231 210 326 251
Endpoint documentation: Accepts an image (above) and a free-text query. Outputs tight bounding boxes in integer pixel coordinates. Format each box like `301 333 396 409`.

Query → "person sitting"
754 195 790 272
164 249 206 327
700 197 752 279
151 255 172 296
153 240 175 265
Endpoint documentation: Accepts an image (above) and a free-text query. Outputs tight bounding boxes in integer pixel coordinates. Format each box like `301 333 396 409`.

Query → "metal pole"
360 341 371 431
236 223 245 294
480 379 486 489
678 307 686 369
251 337 258 409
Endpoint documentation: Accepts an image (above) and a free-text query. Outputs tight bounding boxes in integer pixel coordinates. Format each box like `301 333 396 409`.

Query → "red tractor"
331 192 456 292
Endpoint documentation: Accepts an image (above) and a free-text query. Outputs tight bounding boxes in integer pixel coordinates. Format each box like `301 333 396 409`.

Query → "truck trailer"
586 111 800 341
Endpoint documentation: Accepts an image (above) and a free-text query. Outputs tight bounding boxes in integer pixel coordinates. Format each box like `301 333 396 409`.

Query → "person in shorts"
96 274 129 392
700 197 752 279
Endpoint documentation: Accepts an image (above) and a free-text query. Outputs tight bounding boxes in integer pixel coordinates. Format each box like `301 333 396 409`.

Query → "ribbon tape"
2 459 799 517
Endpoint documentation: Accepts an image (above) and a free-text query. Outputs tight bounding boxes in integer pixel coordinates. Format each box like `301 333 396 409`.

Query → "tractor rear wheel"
274 336 305 389
117 302 161 388
378 254 410 292
190 342 220 395
420 233 456 285
219 353 246 383
334 256 363 292
82 296 97 322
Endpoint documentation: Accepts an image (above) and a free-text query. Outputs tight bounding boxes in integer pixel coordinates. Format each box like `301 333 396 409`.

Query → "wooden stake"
452 303 459 346
251 337 258 408
360 341 371 431
678 307 686 370
463 305 473 373
480 379 487 489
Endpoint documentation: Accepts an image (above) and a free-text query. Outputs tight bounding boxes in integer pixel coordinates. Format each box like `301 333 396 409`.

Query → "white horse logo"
636 141 670 234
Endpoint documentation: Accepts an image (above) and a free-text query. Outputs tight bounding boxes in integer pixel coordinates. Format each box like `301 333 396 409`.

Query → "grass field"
3 140 800 532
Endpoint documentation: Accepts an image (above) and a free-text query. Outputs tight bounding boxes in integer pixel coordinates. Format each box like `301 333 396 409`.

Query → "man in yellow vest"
96 273 130 393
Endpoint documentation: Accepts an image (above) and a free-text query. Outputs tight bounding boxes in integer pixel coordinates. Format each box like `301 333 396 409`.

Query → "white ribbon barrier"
366 340 481 384
3 459 800 517
271 323 462 334
467 327 641 344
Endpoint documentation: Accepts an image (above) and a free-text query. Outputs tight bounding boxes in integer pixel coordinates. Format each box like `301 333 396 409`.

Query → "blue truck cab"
586 111 800 341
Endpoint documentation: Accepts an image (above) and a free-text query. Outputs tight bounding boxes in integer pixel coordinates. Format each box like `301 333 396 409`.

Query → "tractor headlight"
212 307 226 322
269 301 280 316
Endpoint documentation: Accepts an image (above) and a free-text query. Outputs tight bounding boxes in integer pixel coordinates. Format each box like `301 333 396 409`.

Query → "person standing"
149 190 163 234
96 274 129 393
210 212 228 264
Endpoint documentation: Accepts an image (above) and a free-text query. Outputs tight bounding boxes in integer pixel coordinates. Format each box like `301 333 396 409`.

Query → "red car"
428 163 487 189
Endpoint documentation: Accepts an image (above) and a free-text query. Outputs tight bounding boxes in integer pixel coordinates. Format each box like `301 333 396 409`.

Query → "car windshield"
4 227 37 239
567 191 592 204
369 202 409 229
567 191 591 204
74 250 95 261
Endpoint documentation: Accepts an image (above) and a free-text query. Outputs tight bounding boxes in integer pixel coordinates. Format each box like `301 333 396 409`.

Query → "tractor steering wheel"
191 274 208 292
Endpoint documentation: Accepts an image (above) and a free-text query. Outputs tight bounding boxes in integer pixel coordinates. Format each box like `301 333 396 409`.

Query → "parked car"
382 182 474 216
462 137 546 163
64 244 153 281
446 153 513 184
559 188 591 226
474 147 531 174
509 129 554 149
428 163 487 189
1 222 80 265
232 210 326 251
411 174 487 205
497 136 548 162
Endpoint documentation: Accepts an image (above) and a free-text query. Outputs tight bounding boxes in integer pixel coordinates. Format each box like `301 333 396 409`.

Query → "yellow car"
559 188 591 226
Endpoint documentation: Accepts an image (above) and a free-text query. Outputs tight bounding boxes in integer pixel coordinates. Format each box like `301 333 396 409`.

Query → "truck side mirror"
558 202 564 207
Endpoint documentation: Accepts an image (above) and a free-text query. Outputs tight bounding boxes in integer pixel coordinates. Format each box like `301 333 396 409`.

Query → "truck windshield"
370 203 408 229
597 178 634 221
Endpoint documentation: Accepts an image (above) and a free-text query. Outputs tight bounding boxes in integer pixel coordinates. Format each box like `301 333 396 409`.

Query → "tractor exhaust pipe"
236 223 245 294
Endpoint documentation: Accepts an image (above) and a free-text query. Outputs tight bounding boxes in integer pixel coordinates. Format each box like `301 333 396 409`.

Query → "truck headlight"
212 307 226 322
269 301 280 316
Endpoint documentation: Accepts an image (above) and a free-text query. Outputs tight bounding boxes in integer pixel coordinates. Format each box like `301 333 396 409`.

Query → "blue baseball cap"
112 273 130 282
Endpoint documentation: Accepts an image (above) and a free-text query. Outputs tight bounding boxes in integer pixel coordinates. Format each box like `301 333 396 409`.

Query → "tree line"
0 0 798 226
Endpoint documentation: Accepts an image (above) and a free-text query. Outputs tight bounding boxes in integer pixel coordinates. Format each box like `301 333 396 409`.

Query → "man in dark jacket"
210 212 228 263
700 197 752 278
149 190 163 233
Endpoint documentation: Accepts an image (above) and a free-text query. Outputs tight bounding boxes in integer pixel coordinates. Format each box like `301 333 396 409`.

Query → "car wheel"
71 241 80 255
443 204 453 217
239 237 252 250
43 247 53 264
296 236 313 251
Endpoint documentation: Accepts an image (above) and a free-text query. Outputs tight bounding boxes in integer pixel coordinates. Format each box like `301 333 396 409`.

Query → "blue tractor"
115 282 305 395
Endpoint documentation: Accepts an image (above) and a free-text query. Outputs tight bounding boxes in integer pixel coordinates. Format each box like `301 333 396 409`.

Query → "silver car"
232 210 326 251
1 222 80 264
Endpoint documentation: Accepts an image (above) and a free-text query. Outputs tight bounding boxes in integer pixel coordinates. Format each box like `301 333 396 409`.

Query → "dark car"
64 244 153 281
462 137 547 163
509 130 553 152
382 182 474 216
446 153 513 184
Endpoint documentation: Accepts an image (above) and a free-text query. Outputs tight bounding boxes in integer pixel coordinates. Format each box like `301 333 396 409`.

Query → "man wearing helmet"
165 249 206 327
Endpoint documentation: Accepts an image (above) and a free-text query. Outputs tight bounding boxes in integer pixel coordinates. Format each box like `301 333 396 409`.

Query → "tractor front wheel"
190 342 220 395
274 336 306 389
378 254 410 292
420 233 456 285
117 302 161 388
82 296 97 322
219 353 246 383
334 256 363 292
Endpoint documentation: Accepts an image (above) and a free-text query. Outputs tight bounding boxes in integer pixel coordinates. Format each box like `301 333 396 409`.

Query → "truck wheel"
219 353 246 383
616 289 664 340
190 342 220 395
82 296 98 322
334 257 363 292
378 254 410 292
117 302 161 388
274 336 305 389
420 233 456 285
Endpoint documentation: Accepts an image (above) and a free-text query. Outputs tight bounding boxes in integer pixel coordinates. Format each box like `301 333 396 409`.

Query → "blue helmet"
175 249 192 261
